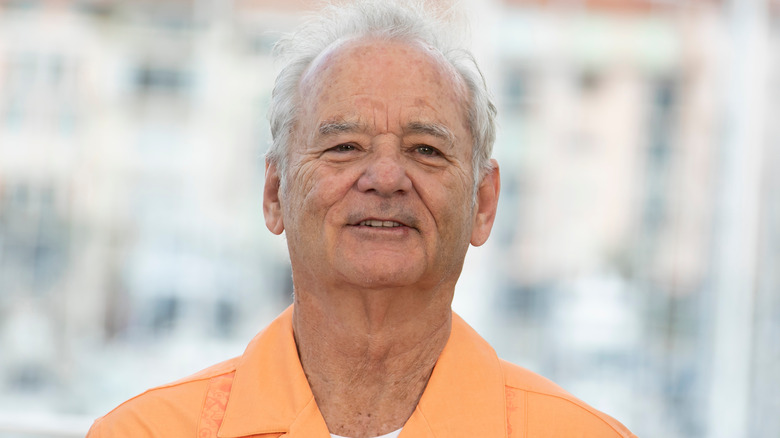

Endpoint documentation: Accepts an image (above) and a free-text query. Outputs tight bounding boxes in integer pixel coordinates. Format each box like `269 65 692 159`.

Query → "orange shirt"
87 307 636 437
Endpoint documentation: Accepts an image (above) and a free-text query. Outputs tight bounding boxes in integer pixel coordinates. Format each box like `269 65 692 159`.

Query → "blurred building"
0 1 778 437
476 1 779 437
0 0 300 423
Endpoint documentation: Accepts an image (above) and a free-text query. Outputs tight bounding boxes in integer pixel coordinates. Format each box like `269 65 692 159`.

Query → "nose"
356 145 412 196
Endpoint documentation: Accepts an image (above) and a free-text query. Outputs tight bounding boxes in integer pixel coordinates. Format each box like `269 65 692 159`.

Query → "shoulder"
87 357 239 438
500 360 636 438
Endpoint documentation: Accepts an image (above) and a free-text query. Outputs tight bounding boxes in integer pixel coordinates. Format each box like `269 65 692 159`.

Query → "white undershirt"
330 428 402 438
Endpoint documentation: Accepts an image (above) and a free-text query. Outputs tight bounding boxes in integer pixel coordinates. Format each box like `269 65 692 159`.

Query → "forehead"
298 38 469 133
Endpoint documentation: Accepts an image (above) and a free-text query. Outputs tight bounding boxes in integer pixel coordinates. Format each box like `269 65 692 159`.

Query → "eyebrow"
317 120 364 136
315 119 455 145
405 121 455 146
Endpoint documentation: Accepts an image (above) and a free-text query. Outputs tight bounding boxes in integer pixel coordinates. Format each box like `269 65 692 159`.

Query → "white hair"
266 0 497 190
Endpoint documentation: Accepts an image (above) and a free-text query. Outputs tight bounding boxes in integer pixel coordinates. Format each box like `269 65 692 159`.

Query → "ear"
470 159 500 247
263 159 285 235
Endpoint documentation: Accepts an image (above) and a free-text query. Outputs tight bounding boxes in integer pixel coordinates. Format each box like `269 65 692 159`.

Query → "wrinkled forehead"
298 37 470 117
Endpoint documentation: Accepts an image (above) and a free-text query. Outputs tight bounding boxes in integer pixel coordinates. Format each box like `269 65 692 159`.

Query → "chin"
343 265 424 289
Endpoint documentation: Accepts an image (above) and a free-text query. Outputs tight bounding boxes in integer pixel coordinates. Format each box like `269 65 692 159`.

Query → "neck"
292 284 452 438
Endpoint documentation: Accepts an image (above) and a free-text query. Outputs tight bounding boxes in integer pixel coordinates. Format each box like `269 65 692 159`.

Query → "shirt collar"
404 312 507 437
218 307 506 438
218 306 330 437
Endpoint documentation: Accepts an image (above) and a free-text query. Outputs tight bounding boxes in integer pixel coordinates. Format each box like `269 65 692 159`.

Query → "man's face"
264 39 498 292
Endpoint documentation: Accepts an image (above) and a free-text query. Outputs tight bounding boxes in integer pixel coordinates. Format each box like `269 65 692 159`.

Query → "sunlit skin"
263 38 500 438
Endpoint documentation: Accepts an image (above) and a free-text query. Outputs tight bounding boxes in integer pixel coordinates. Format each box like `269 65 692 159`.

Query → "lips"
358 219 404 228
347 212 417 230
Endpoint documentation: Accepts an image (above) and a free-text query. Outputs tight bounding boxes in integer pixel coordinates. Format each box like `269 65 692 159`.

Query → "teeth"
359 220 402 228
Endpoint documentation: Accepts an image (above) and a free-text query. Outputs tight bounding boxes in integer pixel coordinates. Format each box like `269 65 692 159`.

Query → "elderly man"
88 1 635 437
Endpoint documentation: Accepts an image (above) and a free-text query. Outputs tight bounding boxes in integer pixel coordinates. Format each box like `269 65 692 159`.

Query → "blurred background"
0 0 778 437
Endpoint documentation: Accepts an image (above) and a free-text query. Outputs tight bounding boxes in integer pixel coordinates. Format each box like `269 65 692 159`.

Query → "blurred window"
2 0 41 10
503 64 535 114
133 65 192 97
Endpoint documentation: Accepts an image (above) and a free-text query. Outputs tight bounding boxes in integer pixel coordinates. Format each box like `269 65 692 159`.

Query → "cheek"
280 164 318 219
284 164 357 221
419 183 467 220
420 175 474 235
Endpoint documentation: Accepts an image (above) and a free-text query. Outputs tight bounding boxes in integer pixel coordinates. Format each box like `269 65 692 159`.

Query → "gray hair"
266 0 497 188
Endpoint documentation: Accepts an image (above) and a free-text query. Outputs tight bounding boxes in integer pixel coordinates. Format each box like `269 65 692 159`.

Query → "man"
88 1 636 437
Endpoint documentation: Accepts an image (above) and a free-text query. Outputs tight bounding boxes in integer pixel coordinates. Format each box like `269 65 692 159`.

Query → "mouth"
348 214 418 232
346 211 418 232
357 219 405 228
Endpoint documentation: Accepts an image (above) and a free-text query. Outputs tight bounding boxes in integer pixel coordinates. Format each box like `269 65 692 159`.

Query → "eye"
328 143 357 153
415 145 440 156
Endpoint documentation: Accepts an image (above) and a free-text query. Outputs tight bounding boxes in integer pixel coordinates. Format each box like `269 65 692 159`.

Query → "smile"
358 220 404 228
